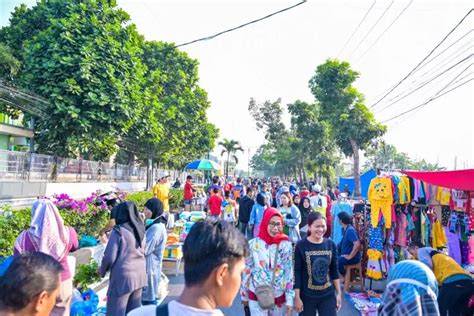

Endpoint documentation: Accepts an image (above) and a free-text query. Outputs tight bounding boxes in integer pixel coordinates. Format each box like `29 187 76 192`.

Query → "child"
222 191 237 223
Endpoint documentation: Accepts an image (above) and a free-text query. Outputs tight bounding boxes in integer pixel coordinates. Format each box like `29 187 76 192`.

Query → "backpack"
156 303 168 316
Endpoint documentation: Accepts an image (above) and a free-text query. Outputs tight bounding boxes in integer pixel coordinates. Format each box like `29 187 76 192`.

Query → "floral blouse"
241 237 295 307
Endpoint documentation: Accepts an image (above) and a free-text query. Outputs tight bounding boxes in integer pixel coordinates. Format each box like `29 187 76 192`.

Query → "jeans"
239 222 253 239
337 255 361 276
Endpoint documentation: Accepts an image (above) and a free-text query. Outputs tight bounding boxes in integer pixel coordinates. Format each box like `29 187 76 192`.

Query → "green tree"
0 43 20 81
0 0 147 159
287 100 338 183
309 59 386 196
364 141 413 171
218 138 243 178
139 41 219 168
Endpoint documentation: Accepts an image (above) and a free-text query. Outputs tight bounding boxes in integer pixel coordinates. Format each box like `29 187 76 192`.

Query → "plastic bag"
0 256 13 277
70 289 99 316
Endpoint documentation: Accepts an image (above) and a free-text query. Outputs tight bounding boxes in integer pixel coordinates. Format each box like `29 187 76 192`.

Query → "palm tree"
218 138 244 178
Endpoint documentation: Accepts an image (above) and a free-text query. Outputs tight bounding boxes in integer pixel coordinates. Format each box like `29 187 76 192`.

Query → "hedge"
0 188 185 257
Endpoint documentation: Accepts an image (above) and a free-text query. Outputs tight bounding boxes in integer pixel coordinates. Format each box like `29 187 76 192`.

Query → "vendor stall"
359 169 473 281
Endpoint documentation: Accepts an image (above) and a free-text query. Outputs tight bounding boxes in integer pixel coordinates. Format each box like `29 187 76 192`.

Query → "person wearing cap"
152 172 174 227
310 184 332 238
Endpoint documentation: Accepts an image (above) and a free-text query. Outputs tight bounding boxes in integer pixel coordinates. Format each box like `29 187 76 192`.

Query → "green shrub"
0 208 31 257
0 207 109 257
126 191 153 210
74 260 101 291
59 207 109 238
170 188 184 210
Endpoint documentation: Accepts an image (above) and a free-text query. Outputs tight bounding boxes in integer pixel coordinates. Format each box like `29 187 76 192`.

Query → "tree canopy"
309 59 386 195
0 0 218 165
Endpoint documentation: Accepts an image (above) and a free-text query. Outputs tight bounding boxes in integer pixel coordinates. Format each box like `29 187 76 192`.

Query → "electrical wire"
384 68 472 129
336 0 377 58
376 54 473 113
381 65 473 123
401 42 473 89
355 0 414 62
175 0 307 47
370 8 473 108
407 29 473 77
348 0 395 59
368 29 472 104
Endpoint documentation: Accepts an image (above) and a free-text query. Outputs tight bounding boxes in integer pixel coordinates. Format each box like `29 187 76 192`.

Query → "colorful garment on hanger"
399 176 411 203
366 249 385 280
394 211 408 247
436 187 451 206
390 175 400 203
367 212 384 251
431 221 447 249
468 236 474 264
445 227 462 265
331 202 353 245
450 190 469 212
368 177 394 228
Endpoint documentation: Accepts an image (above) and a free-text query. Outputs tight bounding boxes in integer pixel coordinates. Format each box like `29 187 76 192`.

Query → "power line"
175 0 307 48
370 8 473 108
368 29 472 104
381 66 473 123
336 0 377 58
348 0 395 59
401 42 473 89
355 0 414 62
376 54 473 113
407 29 473 77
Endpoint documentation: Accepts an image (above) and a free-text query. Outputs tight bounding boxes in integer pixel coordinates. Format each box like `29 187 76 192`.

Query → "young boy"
208 188 223 219
128 220 249 315
0 252 63 316
221 190 237 223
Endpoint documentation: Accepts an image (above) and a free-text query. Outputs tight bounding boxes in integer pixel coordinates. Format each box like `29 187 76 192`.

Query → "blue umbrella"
184 159 220 171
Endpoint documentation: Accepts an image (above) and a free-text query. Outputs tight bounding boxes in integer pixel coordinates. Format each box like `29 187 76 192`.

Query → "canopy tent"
402 169 474 191
338 169 377 198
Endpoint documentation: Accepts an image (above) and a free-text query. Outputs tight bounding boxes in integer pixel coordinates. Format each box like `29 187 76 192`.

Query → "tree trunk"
350 138 361 197
226 151 230 178
301 158 307 185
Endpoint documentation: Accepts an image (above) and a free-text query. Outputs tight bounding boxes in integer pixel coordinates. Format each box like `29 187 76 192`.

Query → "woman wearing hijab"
298 197 312 230
141 198 168 305
278 192 301 243
241 208 294 316
249 192 267 237
378 260 440 316
99 201 146 316
14 199 79 316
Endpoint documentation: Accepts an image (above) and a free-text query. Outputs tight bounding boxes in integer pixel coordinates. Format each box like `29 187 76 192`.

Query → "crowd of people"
0 175 472 316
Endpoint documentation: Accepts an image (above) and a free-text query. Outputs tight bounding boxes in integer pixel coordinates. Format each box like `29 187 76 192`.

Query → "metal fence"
0 149 179 183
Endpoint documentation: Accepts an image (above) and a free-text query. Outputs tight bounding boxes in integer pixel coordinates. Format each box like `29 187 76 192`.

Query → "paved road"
162 271 361 316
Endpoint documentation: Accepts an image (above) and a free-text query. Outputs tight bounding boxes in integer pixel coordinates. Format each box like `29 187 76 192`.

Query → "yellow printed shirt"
436 187 451 206
153 183 170 212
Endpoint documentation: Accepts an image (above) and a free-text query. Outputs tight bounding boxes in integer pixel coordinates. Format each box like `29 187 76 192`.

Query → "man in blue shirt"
337 211 361 276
